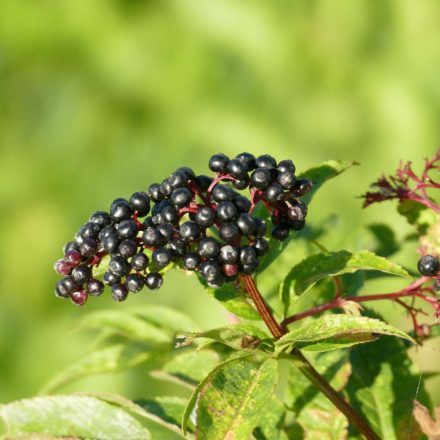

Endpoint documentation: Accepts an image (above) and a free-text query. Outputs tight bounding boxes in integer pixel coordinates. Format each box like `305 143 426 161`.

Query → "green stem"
239 274 379 440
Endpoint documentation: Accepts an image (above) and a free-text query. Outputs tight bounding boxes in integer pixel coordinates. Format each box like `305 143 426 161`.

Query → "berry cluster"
54 153 312 305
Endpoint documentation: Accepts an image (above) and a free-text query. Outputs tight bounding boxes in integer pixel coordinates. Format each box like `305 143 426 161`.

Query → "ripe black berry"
292 179 313 196
287 202 306 222
109 255 130 277
89 211 112 227
195 207 216 228
79 222 101 240
417 255 440 277
216 201 238 222
63 241 79 254
277 159 295 174
103 234 119 253
232 174 250 190
168 237 187 255
131 252 149 271
111 283 129 301
277 171 295 190
179 221 201 241
198 237 220 259
212 184 235 203
236 152 256 171
239 246 257 266
183 253 200 271
145 272 163 290
110 198 133 222
264 183 284 203
272 224 290 241
250 168 272 189
219 245 239 263
170 187 193 208
227 158 247 178
235 195 251 212
236 213 256 236
148 183 163 202
116 219 138 239
194 175 213 191
209 153 230 173
255 154 276 169
71 266 92 285
126 274 145 293
253 237 269 256
200 260 222 282
118 239 138 258
86 279 104 296
169 170 189 189
143 227 165 247
55 278 73 298
103 271 121 285
79 238 97 257
152 247 173 268
219 223 240 244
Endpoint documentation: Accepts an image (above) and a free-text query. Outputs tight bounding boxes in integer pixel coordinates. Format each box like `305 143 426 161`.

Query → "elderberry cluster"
54 153 312 305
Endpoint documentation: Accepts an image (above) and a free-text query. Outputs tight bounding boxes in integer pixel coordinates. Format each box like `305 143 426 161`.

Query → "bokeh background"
1 0 439 409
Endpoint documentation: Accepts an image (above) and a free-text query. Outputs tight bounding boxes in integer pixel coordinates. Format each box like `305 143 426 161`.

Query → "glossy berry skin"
89 211 112 227
118 239 138 258
168 238 186 256
219 245 239 263
216 201 238 222
194 175 213 191
287 203 306 222
148 183 163 202
103 271 121 286
170 187 193 208
116 220 138 239
129 192 150 216
417 255 440 276
226 159 247 178
277 159 295 174
152 247 173 268
79 238 97 257
111 283 129 301
288 219 306 231
250 168 272 189
157 223 174 241
239 246 257 266
109 255 130 277
236 152 256 171
145 272 163 290
212 185 235 203
110 199 133 222
277 171 295 190
255 154 277 169
292 179 313 196
55 279 72 298
161 205 179 224
63 241 79 254
71 289 88 306
195 207 216 228
179 221 201 241
86 279 104 296
253 237 269 256
143 227 165 247
209 153 230 173
131 253 149 271
232 174 250 190
103 234 120 253
235 195 251 212
71 266 92 285
272 224 290 241
126 274 145 293
222 263 239 277
183 253 200 271
168 171 188 189
236 213 256 236
198 237 220 259
254 218 267 237
65 250 82 266
219 223 241 244
54 259 72 276
79 222 101 240
200 260 222 282
264 183 284 203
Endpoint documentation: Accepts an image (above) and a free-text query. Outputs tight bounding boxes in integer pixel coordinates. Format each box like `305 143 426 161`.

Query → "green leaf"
276 315 414 353
75 309 171 343
93 393 190 439
40 342 151 394
253 397 289 440
346 326 432 439
398 199 438 234
182 353 253 433
196 358 279 440
280 250 411 314
177 324 271 352
365 223 400 258
201 281 261 321
0 395 151 439
286 351 350 439
151 349 220 389
258 160 358 274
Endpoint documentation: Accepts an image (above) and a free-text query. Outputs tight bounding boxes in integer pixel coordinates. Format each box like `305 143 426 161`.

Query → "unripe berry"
71 289 88 306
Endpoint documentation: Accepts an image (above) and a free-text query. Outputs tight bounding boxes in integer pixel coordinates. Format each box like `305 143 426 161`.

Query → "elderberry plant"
1 151 439 440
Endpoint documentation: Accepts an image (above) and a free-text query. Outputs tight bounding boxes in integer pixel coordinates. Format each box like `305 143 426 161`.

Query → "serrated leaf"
280 250 411 314
276 315 414 353
0 395 151 439
177 324 271 353
151 349 220 388
286 351 350 439
346 324 432 439
75 309 171 343
182 353 253 433
40 342 151 394
201 280 261 321
195 358 279 440
258 160 358 274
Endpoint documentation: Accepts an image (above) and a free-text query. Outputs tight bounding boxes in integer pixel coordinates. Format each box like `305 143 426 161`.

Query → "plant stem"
239 274 379 440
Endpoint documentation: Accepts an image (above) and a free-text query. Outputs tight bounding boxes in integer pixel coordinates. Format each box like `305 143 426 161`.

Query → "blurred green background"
0 0 439 407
